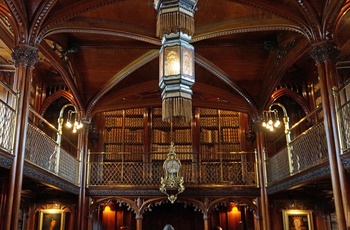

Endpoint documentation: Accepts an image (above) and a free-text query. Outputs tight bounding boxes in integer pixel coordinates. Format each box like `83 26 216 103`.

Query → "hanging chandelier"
154 0 198 123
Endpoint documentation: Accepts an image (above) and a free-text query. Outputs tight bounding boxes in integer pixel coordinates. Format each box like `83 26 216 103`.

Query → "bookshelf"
150 107 193 161
103 108 145 161
100 107 243 162
199 108 241 157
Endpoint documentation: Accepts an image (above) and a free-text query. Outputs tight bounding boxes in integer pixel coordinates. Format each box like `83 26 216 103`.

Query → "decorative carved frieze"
23 165 80 194
266 164 330 194
0 153 13 169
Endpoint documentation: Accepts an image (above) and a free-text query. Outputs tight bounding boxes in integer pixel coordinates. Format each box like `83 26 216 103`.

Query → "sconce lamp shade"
159 35 194 80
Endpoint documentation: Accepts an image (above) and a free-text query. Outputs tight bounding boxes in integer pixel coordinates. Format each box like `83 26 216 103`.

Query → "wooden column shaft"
203 216 209 230
136 216 142 230
311 42 347 229
6 45 38 230
77 126 89 230
256 132 270 230
10 65 35 230
325 60 350 227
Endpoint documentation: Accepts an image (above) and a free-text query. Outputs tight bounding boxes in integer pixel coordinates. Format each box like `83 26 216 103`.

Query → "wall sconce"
65 110 83 133
50 103 83 173
262 103 293 173
57 104 83 139
262 109 281 131
154 0 198 123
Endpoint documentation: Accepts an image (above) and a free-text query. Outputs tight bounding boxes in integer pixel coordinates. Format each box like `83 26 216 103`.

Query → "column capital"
11 44 39 67
135 214 143 219
310 41 339 64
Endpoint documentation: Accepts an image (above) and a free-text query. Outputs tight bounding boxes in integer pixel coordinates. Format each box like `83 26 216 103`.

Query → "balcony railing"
87 151 257 187
0 80 16 153
2 76 350 189
266 81 350 185
266 107 329 185
0 80 80 185
25 108 81 185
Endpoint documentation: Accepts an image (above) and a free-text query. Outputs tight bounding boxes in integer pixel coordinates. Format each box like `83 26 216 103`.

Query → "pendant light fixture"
154 0 198 123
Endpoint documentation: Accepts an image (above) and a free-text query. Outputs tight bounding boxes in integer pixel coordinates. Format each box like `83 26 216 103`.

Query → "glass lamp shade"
159 36 195 89
159 34 195 123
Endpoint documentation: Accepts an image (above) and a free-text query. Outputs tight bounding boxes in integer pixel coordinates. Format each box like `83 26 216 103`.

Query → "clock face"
166 160 180 173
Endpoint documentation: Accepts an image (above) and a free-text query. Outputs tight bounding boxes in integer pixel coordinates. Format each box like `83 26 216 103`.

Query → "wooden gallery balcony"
87 151 257 188
0 81 350 195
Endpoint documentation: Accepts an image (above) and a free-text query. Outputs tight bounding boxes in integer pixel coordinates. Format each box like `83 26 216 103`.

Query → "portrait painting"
282 209 313 230
38 209 65 230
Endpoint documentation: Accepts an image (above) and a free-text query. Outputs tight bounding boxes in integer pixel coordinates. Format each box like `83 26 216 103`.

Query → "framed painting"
38 209 65 230
282 209 314 230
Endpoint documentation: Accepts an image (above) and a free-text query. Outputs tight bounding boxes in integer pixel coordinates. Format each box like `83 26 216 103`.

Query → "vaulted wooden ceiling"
0 0 349 119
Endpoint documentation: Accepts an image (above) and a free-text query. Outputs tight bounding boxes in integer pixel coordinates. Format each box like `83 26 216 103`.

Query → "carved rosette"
11 45 39 67
310 42 339 64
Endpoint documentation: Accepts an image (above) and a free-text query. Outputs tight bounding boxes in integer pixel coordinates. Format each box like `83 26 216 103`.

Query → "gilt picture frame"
38 209 65 230
282 209 314 230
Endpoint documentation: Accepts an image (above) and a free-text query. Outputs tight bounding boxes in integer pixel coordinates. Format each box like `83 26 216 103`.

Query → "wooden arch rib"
3 0 27 44
29 0 57 46
89 196 144 217
38 23 160 46
39 0 125 37
193 24 309 44
259 38 310 109
39 40 84 111
86 50 159 118
323 0 347 41
266 88 310 115
0 3 17 48
195 53 259 117
207 196 258 215
333 2 350 43
39 89 77 116
223 0 312 39
89 195 258 222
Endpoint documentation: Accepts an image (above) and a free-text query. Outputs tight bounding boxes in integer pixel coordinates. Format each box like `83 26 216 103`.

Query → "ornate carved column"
6 44 39 230
310 41 348 229
256 131 269 230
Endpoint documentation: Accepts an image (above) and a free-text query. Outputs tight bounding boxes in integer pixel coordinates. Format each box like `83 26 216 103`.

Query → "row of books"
150 152 193 160
152 129 192 143
103 153 144 161
200 144 241 154
151 144 193 153
221 128 240 142
104 144 144 153
200 117 240 127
